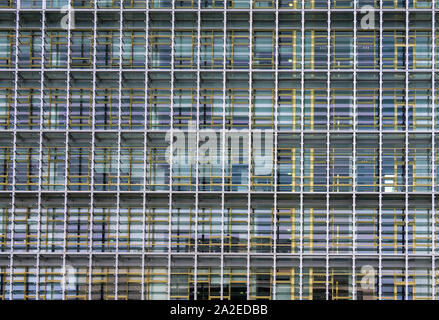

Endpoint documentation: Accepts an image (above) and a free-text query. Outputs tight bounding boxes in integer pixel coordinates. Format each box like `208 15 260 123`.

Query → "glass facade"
0 0 438 300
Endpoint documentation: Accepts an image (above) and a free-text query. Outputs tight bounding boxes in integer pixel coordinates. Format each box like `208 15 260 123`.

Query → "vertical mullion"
114 0 124 300
405 1 409 301
61 0 72 300
35 0 46 300
272 0 279 301
299 0 305 301
326 0 331 301
166 2 175 300
220 3 226 301
88 0 98 300
8 2 20 300
352 0 357 300
378 0 383 300
194 0 201 300
246 5 253 301
10 0 439 303
432 3 436 301
141 0 149 301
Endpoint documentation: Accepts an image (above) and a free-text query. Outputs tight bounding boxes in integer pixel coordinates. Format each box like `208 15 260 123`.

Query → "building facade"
0 0 437 299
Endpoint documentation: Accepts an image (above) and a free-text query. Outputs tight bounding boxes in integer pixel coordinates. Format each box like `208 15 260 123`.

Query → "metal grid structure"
0 0 438 300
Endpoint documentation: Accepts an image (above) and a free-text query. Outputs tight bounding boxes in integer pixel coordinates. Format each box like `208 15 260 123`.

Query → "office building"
0 0 437 299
